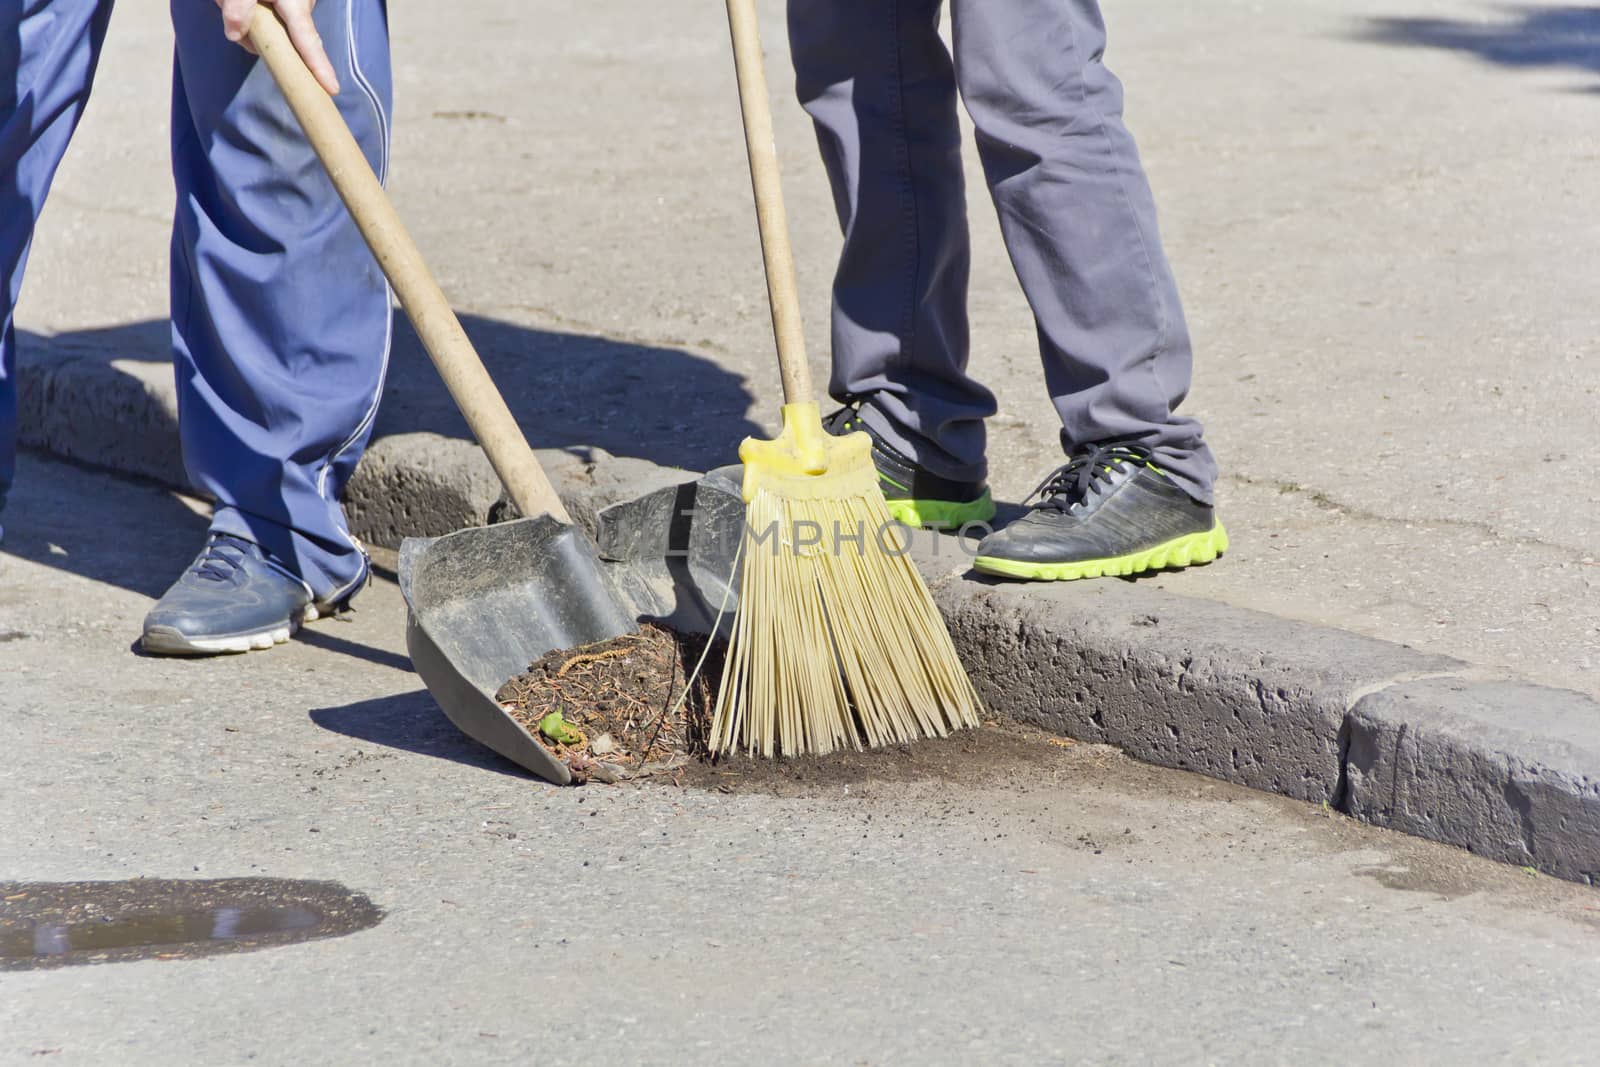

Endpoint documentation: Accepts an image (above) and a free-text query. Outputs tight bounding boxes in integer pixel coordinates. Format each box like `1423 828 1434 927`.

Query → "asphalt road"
16 0 1600 698
3 456 1599 1064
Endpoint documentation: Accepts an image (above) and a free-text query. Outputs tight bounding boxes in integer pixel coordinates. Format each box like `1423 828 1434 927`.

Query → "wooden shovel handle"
248 7 571 525
723 0 814 407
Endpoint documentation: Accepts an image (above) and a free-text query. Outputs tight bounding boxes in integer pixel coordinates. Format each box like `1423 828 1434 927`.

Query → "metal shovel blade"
398 469 746 784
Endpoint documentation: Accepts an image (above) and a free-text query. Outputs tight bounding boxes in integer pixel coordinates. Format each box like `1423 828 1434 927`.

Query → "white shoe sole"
141 619 298 656
139 570 360 657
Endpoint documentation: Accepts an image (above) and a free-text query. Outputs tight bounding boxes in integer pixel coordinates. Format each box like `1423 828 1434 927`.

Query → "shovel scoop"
249 9 742 783
400 471 745 784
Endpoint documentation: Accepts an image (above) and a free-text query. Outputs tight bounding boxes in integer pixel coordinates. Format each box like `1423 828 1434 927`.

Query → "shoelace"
1027 442 1153 513
822 400 866 436
193 533 254 583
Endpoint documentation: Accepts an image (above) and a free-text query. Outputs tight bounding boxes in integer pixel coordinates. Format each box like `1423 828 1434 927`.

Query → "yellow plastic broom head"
711 401 983 757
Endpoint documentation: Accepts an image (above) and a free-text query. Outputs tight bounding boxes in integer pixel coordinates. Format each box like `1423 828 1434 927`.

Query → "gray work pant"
788 0 1218 504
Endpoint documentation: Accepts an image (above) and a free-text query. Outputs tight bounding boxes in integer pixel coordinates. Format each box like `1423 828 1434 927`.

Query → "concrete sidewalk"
10 1 1600 878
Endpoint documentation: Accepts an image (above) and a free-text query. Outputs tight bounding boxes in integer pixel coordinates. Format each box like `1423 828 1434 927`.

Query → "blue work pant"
0 0 393 597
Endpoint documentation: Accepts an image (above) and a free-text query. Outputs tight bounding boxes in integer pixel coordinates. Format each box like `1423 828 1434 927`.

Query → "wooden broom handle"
724 0 814 407
248 8 571 525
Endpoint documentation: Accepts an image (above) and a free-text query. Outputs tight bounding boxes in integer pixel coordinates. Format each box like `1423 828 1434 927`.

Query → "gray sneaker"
973 441 1227 581
141 533 356 656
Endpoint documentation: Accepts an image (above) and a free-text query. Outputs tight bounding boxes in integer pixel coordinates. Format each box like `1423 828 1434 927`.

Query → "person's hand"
216 0 340 95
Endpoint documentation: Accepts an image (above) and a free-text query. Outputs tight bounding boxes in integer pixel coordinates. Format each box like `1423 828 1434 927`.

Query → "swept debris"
495 624 724 784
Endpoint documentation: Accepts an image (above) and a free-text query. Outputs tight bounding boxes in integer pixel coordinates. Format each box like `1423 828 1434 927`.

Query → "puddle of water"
0 877 383 970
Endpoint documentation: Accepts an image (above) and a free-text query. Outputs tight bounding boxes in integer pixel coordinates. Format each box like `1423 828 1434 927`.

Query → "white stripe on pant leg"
343 0 390 182
313 0 394 600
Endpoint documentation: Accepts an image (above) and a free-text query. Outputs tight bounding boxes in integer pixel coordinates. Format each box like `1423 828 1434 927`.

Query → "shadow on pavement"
1 461 205 600
19 309 759 475
10 310 757 640
309 690 530 779
378 313 759 472
0 452 409 674
296 623 415 674
1356 6 1600 90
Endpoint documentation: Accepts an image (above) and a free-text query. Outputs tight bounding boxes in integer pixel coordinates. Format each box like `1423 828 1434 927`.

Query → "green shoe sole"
973 521 1229 581
884 490 997 531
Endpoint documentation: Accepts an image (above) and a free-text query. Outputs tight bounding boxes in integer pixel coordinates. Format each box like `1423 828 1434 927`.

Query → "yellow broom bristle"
711 409 983 757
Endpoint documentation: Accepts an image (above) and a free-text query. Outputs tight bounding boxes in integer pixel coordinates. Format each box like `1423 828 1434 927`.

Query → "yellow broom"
710 0 983 757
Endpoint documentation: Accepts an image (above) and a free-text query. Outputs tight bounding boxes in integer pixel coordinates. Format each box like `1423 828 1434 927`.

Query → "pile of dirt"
495 623 725 784
496 625 1098 791
677 722 1090 797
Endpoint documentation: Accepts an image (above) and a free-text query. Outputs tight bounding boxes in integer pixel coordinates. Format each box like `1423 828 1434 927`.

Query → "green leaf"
538 710 586 746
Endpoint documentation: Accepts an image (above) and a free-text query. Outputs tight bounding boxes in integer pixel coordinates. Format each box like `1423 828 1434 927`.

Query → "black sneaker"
823 400 995 529
973 441 1227 580
140 533 365 655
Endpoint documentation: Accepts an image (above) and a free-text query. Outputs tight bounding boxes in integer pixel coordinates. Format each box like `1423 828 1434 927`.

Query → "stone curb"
15 349 698 545
1344 678 1600 883
19 351 1600 886
908 549 1600 886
